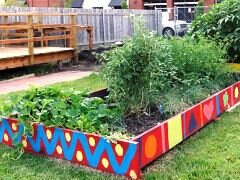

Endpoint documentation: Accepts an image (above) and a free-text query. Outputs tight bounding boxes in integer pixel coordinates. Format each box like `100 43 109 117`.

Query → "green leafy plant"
189 0 240 61
168 36 228 87
0 86 126 139
0 86 132 159
101 19 229 118
101 19 176 115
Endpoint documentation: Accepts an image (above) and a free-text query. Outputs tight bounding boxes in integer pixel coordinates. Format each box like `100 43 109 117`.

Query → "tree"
4 0 25 6
189 0 240 61
64 0 74 8
121 0 128 9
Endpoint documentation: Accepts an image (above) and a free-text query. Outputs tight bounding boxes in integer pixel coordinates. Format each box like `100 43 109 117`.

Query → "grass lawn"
0 73 106 104
1 73 240 179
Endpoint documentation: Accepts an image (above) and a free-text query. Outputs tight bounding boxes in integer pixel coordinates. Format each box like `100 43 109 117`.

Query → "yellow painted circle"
65 132 71 142
4 133 9 142
76 151 83 162
46 129 52 140
115 144 123 157
89 137 95 147
144 135 157 159
130 170 137 179
56 145 63 155
12 123 17 131
102 158 109 168
22 140 27 148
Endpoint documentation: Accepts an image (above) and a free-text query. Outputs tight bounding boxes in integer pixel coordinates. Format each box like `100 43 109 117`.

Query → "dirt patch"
124 110 166 135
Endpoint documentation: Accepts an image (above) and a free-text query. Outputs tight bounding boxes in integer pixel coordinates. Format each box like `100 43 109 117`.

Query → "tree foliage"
189 0 240 61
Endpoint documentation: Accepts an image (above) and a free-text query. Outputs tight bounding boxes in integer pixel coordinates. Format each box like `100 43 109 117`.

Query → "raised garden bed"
1 81 239 179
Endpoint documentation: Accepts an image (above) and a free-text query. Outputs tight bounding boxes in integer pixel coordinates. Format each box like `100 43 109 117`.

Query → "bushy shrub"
101 20 228 115
168 37 227 87
101 21 177 114
189 0 240 61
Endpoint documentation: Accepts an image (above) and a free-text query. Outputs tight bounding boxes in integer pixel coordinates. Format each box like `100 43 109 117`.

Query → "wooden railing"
0 13 93 63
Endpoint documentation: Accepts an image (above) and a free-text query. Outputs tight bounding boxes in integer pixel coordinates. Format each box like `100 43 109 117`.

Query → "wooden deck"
0 12 93 70
0 47 73 59
0 47 74 70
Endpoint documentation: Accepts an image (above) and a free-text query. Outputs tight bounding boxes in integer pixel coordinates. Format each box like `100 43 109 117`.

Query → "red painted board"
182 104 202 139
232 82 240 105
202 96 217 125
133 122 168 168
218 86 233 113
0 118 140 179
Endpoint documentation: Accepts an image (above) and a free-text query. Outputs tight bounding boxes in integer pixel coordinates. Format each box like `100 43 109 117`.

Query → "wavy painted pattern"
0 118 139 178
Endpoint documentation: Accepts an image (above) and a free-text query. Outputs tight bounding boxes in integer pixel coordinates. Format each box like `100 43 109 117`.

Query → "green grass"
0 73 106 104
51 73 106 92
144 109 240 179
1 74 240 179
0 145 119 180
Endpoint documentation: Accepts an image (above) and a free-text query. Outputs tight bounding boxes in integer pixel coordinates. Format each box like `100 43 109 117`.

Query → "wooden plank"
35 34 73 42
69 14 78 61
37 15 44 47
27 15 34 64
0 25 31 30
0 50 73 70
0 38 30 44
7 33 28 37
3 16 8 40
0 47 73 59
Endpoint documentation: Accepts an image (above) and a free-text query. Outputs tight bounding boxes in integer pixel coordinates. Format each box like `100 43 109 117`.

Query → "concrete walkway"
0 71 93 95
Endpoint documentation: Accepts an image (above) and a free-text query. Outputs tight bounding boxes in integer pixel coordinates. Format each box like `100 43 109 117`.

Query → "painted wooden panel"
218 86 233 113
136 82 240 168
167 114 183 149
232 82 240 105
1 81 240 178
0 118 140 179
202 96 217 125
133 122 168 168
182 104 202 139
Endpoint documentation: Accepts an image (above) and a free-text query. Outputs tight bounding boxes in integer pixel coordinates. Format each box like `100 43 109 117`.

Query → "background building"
26 0 64 7
129 0 221 9
72 0 112 9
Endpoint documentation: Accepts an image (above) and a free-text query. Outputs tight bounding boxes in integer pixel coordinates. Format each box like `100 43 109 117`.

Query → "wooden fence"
0 7 162 49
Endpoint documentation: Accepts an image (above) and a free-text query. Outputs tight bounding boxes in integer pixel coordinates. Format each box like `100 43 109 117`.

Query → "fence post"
157 11 162 35
154 8 158 34
37 15 44 47
27 14 34 65
70 14 78 62
102 10 106 46
2 16 8 42
174 6 178 36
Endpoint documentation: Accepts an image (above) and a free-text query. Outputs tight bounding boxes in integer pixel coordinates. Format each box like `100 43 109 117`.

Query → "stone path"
0 71 93 94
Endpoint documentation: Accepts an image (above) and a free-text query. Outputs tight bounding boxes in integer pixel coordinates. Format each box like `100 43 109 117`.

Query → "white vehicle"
161 12 189 36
